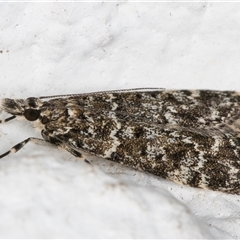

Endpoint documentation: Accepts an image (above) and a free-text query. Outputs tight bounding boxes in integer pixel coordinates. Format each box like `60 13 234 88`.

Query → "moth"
1 88 240 194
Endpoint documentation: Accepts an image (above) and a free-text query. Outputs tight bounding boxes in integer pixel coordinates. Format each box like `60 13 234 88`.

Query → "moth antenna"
39 87 164 100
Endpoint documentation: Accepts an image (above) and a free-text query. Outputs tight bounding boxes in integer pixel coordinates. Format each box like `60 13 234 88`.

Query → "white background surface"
0 2 240 238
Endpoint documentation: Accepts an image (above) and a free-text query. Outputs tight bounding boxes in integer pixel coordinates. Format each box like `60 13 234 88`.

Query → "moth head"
1 97 43 122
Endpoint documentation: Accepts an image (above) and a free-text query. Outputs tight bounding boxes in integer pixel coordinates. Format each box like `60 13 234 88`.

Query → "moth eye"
24 109 40 121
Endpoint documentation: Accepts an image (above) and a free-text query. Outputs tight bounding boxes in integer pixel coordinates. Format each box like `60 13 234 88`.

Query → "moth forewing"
1 89 240 194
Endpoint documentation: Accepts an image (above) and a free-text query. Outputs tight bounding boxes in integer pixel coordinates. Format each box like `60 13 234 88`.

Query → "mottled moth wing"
38 90 240 194
1 89 240 194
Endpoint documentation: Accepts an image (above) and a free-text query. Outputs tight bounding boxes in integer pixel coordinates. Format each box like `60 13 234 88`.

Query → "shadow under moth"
1 88 240 194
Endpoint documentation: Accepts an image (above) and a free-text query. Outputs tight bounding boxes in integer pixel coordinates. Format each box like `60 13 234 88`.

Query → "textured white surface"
0 2 240 238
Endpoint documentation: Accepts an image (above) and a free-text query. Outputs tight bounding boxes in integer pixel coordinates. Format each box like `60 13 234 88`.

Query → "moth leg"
41 131 91 163
0 137 47 159
84 159 91 164
56 141 82 158
0 115 16 123
59 143 83 158
57 142 91 164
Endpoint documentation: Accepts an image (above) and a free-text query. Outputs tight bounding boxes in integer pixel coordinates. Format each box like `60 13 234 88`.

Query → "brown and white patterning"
1 88 240 194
